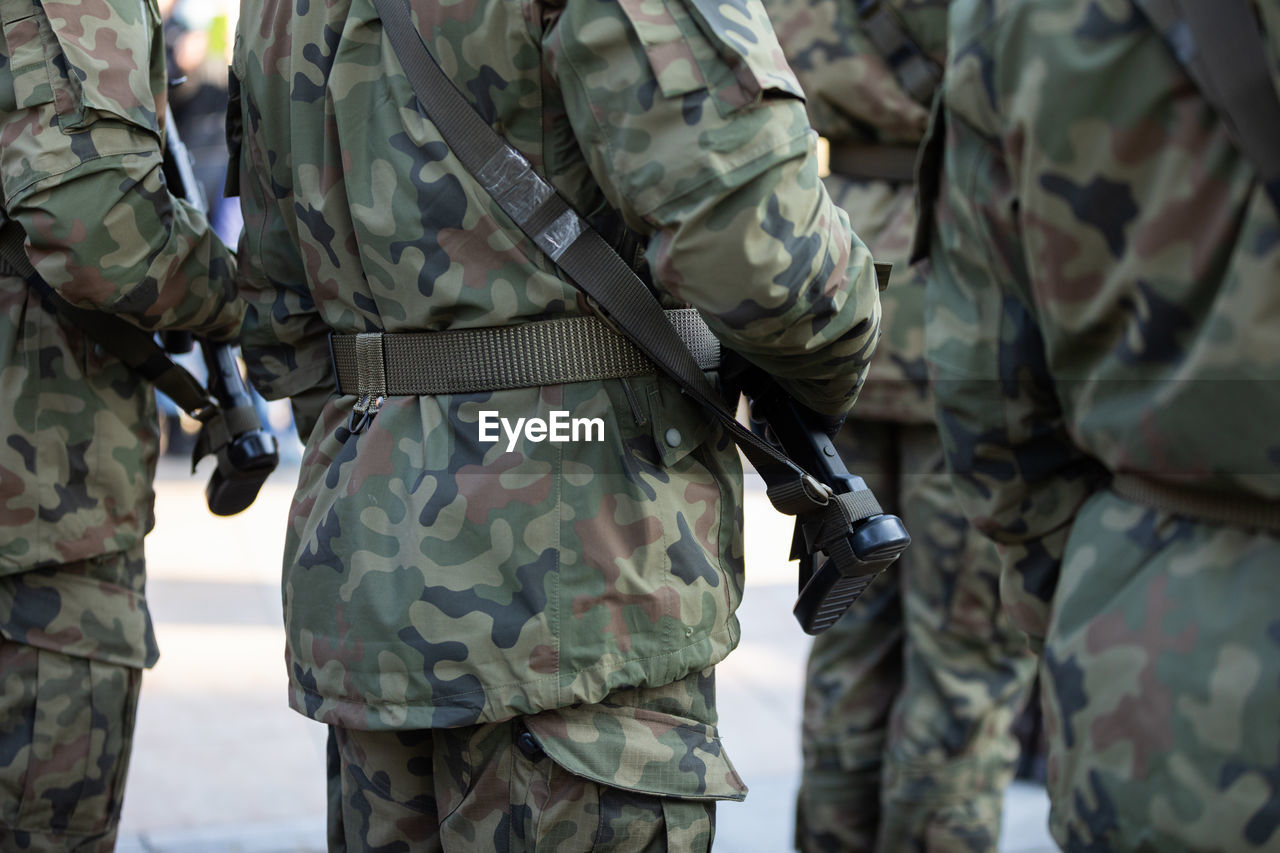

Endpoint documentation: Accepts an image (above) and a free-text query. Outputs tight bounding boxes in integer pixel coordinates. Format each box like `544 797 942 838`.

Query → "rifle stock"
741 369 911 634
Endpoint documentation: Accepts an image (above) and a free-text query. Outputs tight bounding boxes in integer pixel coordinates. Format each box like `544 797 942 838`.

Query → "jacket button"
664 428 682 447
516 730 544 761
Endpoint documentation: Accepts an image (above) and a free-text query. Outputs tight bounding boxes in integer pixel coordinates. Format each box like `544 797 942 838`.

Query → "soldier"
759 1 1037 850
231 0 882 848
921 0 1280 849
0 0 243 848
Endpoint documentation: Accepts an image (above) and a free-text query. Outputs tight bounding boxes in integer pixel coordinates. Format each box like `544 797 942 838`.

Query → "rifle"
739 367 911 634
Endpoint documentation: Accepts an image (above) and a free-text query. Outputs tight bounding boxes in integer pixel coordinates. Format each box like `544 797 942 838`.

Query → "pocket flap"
617 0 710 98
644 374 717 468
40 0 162 133
1 0 55 109
681 0 804 106
525 703 749 801
618 0 803 116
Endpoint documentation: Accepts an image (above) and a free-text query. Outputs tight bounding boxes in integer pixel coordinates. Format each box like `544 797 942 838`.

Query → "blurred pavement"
115 458 1055 852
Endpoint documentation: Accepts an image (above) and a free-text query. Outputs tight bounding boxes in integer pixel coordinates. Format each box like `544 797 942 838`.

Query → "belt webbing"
827 143 919 184
1111 473 1280 533
331 309 720 397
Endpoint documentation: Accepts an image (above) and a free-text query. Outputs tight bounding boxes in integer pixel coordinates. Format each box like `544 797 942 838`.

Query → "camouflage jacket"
923 0 1280 640
234 0 881 740
0 0 242 666
765 0 949 423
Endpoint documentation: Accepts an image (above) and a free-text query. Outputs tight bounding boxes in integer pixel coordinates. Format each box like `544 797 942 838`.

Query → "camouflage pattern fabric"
923 0 1280 848
233 0 881 742
0 0 242 840
0 548 157 671
0 637 143 851
761 2 1036 849
0 0 243 575
327 668 742 852
767 0 948 424
793 422 1034 853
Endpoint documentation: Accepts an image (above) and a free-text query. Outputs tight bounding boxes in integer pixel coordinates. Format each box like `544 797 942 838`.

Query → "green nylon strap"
371 0 841 514
0 217 216 419
331 310 720 397
1135 0 1280 214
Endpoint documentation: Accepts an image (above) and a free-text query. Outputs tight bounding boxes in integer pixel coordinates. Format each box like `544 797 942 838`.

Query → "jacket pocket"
3 644 141 834
0 0 57 110
637 373 718 468
7 0 164 133
618 0 803 116
680 0 805 111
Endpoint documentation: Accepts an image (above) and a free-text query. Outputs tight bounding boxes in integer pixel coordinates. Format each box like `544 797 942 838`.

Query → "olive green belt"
330 308 720 398
826 143 919 184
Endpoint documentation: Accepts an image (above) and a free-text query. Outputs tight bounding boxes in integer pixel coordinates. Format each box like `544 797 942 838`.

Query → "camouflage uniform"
760 1 1036 849
0 0 242 847
232 0 882 848
923 0 1280 849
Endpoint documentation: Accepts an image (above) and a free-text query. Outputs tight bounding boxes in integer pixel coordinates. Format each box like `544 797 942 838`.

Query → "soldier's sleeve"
0 0 241 341
545 0 880 415
923 95 1103 647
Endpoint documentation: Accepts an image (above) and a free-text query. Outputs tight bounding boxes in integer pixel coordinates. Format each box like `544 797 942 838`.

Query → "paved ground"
113 457 1056 852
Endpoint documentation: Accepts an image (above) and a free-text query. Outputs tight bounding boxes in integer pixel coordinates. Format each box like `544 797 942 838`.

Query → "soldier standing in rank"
231 0 884 848
0 0 242 848
922 0 1280 849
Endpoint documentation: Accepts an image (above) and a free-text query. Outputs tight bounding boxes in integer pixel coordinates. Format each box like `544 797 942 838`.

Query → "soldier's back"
927 1 1280 848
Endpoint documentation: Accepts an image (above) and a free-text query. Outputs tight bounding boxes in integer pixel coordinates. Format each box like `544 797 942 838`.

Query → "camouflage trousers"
326 667 745 852
795 421 1036 853
1040 491 1280 852
0 640 142 852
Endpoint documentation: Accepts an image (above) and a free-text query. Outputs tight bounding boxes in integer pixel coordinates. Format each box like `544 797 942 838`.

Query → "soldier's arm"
544 0 880 416
0 0 241 342
924 105 1103 646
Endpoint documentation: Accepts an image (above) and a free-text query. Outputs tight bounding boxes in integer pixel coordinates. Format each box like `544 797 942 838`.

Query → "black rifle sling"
855 0 943 107
1136 0 1280 214
373 0 844 516
0 216 216 419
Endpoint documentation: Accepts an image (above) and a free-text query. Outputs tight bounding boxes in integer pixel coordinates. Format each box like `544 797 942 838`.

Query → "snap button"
664 428 682 447
516 729 544 761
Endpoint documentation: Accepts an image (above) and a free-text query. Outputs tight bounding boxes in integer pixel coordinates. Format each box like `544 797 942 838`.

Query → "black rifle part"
197 343 280 516
735 363 911 634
